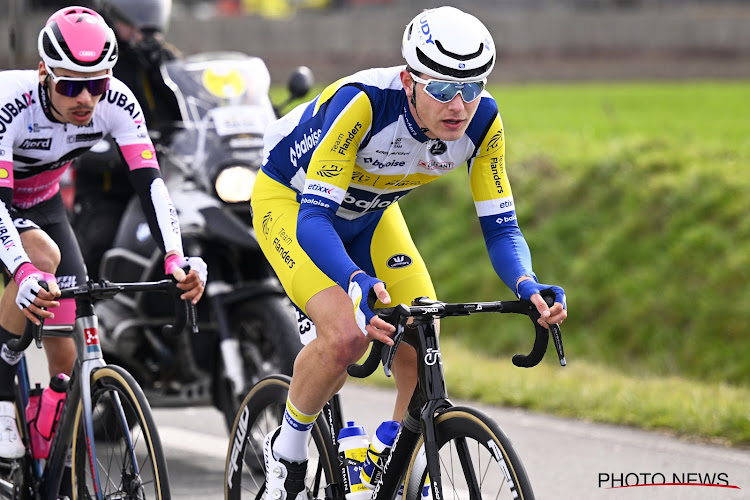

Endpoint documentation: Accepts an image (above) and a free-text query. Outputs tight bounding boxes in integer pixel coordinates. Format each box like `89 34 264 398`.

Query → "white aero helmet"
402 7 495 82
38 6 118 73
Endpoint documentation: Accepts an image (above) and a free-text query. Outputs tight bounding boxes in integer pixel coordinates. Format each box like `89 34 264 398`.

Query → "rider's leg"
390 343 418 420
0 229 60 459
291 285 371 412
268 284 371 464
0 229 61 334
368 202 438 422
41 208 91 378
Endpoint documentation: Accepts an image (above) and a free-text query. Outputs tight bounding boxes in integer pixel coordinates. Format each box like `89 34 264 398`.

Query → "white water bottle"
337 421 370 500
360 420 400 489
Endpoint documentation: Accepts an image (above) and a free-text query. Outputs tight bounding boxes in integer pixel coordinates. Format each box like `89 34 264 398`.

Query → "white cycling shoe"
0 401 25 459
264 426 308 500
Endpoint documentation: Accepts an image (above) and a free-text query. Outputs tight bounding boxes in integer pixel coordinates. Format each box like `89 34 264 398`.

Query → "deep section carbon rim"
224 374 336 500
403 407 534 500
71 365 170 499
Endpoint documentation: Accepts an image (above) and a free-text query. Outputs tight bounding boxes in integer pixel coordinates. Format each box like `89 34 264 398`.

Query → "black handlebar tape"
7 281 51 352
7 319 36 352
367 287 378 311
511 289 556 368
347 341 384 378
162 284 190 337
512 321 549 367
347 303 410 378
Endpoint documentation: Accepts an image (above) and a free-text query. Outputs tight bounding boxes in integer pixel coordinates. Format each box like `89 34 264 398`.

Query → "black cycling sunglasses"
46 67 111 97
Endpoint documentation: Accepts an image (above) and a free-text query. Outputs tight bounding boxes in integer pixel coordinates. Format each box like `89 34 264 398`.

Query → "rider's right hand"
13 263 61 324
348 272 394 344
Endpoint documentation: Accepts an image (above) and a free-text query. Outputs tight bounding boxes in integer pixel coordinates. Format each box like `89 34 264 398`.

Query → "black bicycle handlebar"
347 289 565 378
7 279 197 352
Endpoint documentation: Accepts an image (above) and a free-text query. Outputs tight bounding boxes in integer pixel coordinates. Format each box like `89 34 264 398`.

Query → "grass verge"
357 337 750 448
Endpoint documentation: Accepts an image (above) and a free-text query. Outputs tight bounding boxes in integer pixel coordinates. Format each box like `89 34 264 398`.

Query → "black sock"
0 326 22 401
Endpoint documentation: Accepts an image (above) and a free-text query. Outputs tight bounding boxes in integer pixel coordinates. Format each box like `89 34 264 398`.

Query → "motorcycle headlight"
215 165 257 203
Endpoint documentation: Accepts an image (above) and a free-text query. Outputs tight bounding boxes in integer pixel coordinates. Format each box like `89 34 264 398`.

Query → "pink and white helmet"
38 6 118 73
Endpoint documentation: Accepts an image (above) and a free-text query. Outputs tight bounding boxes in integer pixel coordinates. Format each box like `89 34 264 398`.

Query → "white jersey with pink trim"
0 70 157 209
0 69 183 278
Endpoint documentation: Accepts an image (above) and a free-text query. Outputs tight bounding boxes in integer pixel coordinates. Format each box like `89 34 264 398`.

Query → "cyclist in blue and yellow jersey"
252 7 567 497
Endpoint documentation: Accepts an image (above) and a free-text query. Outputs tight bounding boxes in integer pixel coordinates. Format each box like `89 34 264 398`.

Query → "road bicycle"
0 279 196 500
224 290 565 500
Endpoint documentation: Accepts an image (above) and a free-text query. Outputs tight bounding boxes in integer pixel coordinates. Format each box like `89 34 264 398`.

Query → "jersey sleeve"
0 81 32 275
296 85 373 288
0 161 31 275
468 112 535 291
107 82 184 257
106 79 160 171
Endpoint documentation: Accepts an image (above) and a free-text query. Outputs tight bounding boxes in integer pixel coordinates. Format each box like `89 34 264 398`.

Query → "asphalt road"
25 349 750 500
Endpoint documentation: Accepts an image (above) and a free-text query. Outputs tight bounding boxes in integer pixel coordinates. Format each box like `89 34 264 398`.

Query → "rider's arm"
0 169 33 276
105 79 184 258
0 161 58 315
126 166 183 257
468 108 536 292
296 85 373 288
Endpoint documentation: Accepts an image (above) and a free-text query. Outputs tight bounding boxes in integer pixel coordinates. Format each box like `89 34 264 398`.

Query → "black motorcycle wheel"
214 295 301 432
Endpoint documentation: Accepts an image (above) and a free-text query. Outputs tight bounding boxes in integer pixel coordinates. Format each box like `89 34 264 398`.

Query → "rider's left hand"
516 277 567 328
164 254 207 304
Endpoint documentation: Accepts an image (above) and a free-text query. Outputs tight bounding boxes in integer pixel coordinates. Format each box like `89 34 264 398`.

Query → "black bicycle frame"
369 314 450 500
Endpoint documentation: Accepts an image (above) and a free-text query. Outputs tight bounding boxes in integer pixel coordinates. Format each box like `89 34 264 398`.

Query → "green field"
389 80 750 446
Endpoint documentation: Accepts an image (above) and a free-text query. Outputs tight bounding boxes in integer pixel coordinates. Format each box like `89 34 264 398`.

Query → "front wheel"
403 406 535 500
224 374 337 500
71 364 170 499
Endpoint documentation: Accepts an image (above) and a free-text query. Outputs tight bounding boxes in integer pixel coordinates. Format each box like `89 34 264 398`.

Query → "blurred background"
2 0 750 83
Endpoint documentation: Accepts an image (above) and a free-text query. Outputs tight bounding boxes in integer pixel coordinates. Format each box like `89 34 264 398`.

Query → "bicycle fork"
414 316 448 500
70 312 139 500
373 317 450 500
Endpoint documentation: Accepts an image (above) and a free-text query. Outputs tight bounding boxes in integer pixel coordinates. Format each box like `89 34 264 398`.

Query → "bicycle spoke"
73 366 169 499
225 375 337 500
409 409 534 500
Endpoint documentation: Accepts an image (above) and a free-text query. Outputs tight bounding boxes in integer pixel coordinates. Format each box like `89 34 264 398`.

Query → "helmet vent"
416 48 494 80
435 41 484 62
41 32 63 61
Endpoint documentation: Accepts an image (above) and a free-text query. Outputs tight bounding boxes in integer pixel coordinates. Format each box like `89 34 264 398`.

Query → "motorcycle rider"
72 0 180 281
252 7 567 498
0 5 206 459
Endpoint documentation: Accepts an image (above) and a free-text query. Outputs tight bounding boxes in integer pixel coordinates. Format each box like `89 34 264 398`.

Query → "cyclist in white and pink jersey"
0 5 207 459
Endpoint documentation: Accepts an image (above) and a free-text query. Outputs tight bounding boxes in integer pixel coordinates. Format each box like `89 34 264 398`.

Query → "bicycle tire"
402 406 534 500
214 297 301 433
70 364 170 500
224 374 337 500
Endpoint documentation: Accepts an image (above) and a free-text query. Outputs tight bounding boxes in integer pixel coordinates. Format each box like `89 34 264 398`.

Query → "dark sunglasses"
47 68 111 97
410 73 486 104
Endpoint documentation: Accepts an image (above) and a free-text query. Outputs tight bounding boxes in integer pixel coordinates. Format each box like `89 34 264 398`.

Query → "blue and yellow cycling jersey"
259 66 535 294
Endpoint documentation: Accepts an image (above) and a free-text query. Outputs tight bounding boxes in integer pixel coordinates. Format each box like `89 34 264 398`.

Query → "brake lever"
187 300 199 334
550 324 566 366
539 289 566 367
34 281 51 349
381 320 406 377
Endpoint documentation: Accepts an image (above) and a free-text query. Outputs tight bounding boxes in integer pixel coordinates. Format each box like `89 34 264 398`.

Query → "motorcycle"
85 51 313 432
